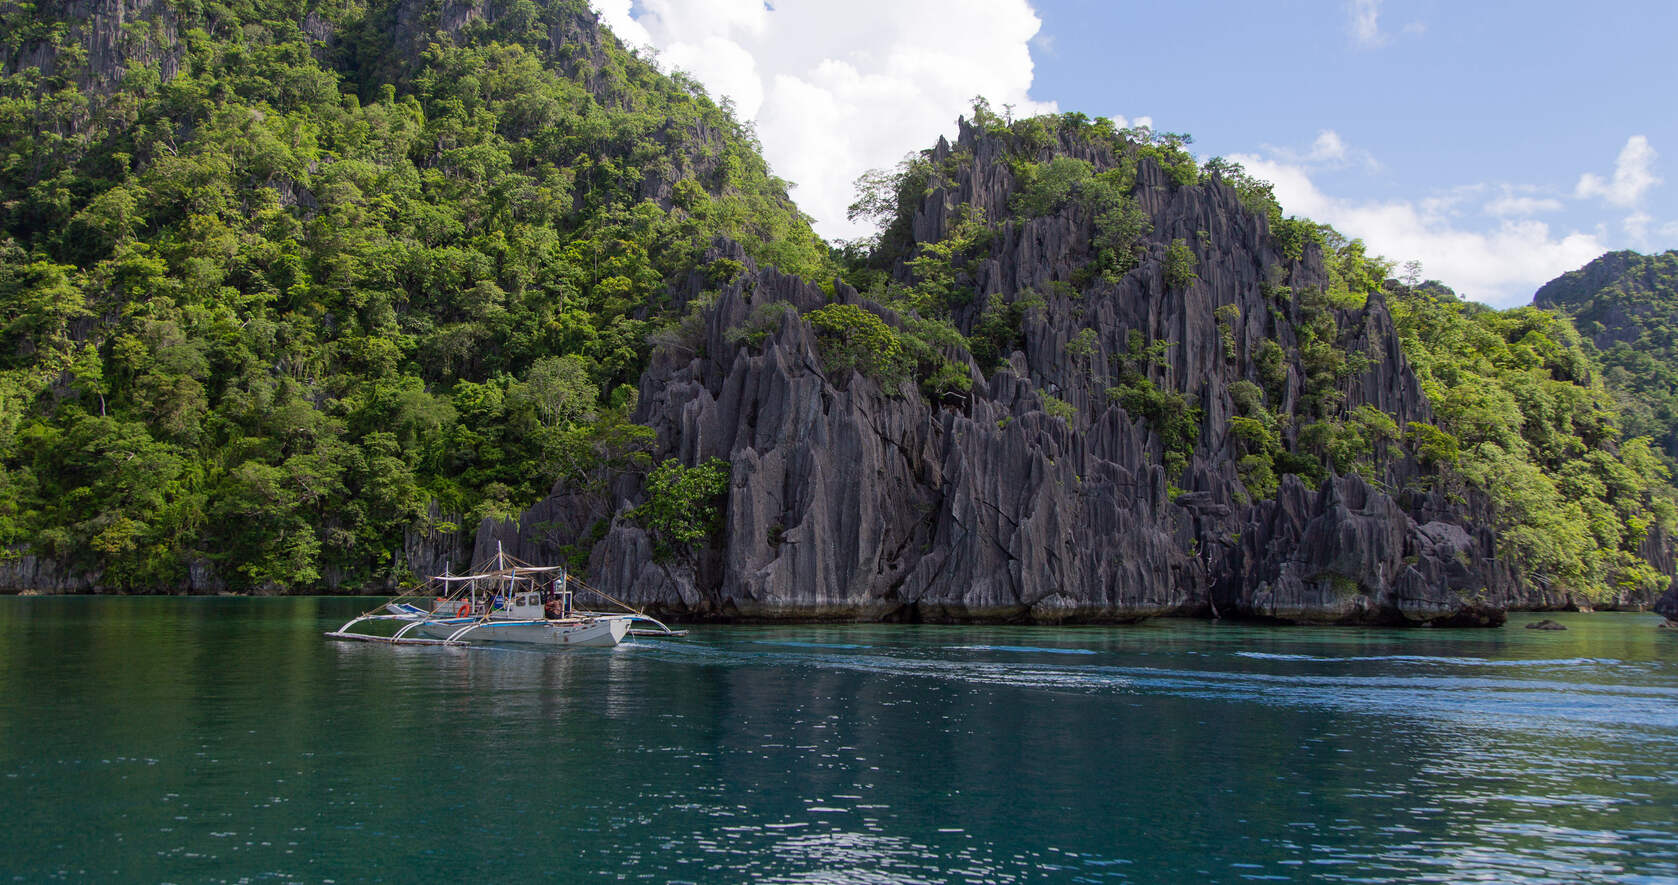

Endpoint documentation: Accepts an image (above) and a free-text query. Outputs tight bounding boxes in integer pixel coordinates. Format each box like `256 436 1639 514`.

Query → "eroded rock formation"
483 120 1562 625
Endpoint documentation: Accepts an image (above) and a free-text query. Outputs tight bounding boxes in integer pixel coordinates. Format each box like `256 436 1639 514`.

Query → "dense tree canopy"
1388 284 1674 600
1533 250 1678 458
0 0 824 588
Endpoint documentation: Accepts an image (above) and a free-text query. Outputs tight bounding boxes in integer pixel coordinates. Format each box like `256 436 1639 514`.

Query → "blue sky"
596 0 1675 306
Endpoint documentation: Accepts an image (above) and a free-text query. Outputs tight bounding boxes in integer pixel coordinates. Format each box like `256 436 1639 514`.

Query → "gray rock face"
0 553 102 594
1657 585 1678 621
1214 476 1503 625
2 0 180 89
483 120 1615 625
0 548 225 594
406 503 473 581
567 263 1200 622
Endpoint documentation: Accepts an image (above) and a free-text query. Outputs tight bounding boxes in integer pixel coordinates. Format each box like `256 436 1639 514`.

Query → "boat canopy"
430 567 564 583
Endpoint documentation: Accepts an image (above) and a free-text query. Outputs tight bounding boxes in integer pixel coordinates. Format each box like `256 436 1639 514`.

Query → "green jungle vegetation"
1388 285 1673 600
0 0 824 588
1 0 1673 603
1533 250 1678 458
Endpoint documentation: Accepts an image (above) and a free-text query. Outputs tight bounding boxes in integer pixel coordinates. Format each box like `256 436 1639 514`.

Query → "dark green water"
1 600 1675 883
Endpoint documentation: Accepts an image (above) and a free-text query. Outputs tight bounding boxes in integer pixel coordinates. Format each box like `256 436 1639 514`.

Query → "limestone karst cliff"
480 117 1617 624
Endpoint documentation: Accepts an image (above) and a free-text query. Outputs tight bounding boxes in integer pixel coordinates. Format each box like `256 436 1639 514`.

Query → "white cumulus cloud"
1576 135 1662 208
591 0 652 48
1232 152 1607 307
1309 130 1348 163
1348 0 1385 46
589 0 1055 241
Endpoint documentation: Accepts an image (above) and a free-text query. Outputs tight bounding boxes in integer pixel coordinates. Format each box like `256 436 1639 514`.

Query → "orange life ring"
456 602 470 617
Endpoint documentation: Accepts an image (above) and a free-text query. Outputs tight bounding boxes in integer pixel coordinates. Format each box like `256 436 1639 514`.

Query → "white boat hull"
410 616 631 647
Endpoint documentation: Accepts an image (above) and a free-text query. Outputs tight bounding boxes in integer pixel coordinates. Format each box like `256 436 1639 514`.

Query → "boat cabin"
429 565 572 621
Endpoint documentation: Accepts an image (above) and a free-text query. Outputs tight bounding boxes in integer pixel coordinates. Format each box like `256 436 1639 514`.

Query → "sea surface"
0 599 1675 883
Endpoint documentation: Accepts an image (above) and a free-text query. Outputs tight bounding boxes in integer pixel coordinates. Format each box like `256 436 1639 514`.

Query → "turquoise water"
1 599 1675 883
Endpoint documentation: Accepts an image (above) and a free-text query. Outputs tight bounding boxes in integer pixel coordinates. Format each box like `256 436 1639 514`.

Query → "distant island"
3 0 1677 625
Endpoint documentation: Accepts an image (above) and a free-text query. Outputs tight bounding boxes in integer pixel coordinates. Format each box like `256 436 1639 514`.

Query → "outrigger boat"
325 545 683 648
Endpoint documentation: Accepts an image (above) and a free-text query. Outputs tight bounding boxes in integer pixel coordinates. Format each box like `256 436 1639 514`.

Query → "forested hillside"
1386 282 1673 604
0 0 823 589
1534 250 1678 458
2 0 1674 615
